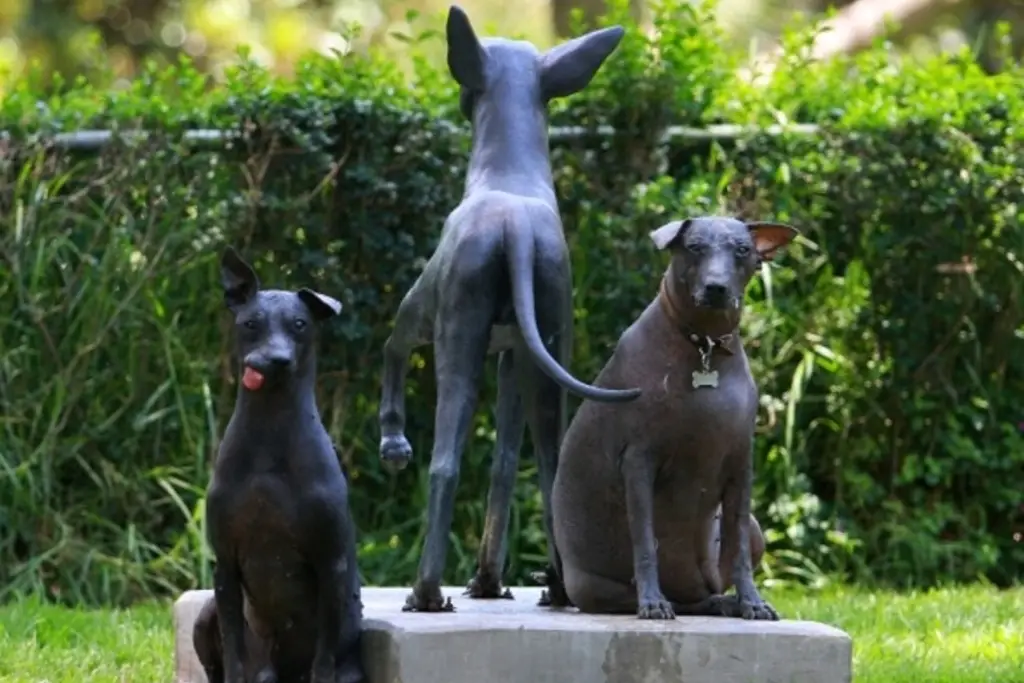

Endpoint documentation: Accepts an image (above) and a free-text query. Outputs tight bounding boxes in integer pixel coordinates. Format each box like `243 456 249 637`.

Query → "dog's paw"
253 666 278 683
464 573 514 600
311 661 363 683
536 589 573 608
401 586 455 613
638 596 676 620
379 434 412 471
532 565 572 608
706 593 742 617
543 583 572 608
705 593 779 620
739 597 780 621
336 661 367 683
729 587 780 621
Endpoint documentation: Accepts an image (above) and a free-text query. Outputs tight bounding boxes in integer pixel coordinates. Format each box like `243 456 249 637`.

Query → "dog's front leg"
719 449 779 621
309 503 364 683
378 277 430 471
309 558 349 683
212 559 248 683
622 444 674 620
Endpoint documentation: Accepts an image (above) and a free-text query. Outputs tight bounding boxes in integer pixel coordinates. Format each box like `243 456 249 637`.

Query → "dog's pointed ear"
649 219 693 251
747 222 800 261
539 25 624 101
220 247 260 310
446 5 488 92
298 288 343 321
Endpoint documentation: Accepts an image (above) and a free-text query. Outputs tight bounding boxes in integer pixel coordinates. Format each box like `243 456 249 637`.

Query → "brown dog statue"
551 216 798 620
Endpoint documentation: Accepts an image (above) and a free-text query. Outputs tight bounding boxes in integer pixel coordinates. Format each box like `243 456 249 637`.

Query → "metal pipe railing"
0 123 821 151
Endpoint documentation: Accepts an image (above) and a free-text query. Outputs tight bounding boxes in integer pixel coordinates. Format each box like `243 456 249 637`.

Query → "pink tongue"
242 367 265 391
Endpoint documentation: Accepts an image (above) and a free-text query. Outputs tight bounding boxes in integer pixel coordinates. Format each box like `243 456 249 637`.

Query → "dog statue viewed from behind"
193 247 364 683
377 4 640 613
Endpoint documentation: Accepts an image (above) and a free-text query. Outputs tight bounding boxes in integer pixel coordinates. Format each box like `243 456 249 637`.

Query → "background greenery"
2 0 1021 94
0 0 1021 607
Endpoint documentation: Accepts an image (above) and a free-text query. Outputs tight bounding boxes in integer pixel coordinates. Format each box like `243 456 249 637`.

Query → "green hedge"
1 0 1021 606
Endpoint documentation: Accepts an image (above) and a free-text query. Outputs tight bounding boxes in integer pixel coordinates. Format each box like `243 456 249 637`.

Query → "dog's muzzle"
244 352 296 379
696 284 735 310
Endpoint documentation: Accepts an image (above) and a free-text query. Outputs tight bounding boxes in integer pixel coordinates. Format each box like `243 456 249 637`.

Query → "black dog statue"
193 247 363 683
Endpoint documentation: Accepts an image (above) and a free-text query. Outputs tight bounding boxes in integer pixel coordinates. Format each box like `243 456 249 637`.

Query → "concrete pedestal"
173 586 852 683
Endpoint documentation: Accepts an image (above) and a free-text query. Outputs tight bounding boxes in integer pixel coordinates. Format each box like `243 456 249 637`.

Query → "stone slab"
173 586 852 683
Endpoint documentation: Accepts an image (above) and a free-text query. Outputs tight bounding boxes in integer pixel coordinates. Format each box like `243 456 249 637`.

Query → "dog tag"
692 369 719 389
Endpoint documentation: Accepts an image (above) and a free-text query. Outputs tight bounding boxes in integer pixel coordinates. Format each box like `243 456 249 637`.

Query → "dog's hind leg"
379 276 430 471
405 258 497 613
466 348 524 600
193 595 224 683
561 566 637 614
516 299 573 608
192 597 274 683
706 507 766 594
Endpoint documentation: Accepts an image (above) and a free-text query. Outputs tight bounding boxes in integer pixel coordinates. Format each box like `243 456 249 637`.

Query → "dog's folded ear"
747 222 800 262
298 288 343 321
539 25 625 101
220 247 260 310
649 219 693 251
446 5 488 92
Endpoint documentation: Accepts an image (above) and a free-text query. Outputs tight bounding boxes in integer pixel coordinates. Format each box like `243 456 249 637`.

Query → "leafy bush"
1 0 1021 605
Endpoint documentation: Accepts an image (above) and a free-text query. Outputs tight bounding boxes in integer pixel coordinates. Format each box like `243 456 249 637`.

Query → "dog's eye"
293 319 307 331
686 244 706 255
735 245 751 257
243 320 258 330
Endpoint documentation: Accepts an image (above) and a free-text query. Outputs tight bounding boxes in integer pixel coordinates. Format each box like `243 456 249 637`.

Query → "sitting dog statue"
193 247 364 683
552 217 798 620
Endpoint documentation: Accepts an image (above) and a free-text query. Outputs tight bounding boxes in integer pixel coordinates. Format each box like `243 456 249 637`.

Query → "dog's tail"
505 205 642 403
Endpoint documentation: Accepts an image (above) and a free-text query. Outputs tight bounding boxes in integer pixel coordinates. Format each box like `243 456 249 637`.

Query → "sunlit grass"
0 584 1020 682
770 583 1024 683
0 597 171 683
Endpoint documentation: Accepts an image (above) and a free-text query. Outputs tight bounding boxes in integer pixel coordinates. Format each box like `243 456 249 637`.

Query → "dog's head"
445 4 624 122
219 247 342 392
650 216 799 313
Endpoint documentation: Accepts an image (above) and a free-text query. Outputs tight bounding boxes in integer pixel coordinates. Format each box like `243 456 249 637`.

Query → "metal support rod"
0 123 821 152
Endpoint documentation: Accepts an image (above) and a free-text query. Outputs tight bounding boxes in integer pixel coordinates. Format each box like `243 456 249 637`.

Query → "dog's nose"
704 283 728 300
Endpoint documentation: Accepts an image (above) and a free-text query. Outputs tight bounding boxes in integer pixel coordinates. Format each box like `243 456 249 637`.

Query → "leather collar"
658 277 736 356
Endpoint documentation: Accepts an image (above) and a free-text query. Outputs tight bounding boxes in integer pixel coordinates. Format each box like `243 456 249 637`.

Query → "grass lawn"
0 584 1021 682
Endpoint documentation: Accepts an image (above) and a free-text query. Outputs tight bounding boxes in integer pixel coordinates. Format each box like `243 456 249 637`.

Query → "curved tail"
504 206 642 403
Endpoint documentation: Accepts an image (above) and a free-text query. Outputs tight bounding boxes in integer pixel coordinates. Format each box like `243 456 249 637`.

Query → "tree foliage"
0 0 1021 606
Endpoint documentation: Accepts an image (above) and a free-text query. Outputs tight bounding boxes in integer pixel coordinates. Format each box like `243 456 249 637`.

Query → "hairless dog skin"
376 5 640 613
552 216 798 620
193 248 363 683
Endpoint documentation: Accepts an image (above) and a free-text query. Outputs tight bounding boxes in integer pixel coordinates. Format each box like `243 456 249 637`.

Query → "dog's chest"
223 476 316 611
658 363 757 434
227 474 301 542
650 363 756 501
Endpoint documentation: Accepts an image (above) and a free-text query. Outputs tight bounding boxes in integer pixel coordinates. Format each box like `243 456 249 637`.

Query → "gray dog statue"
377 4 641 613
552 216 799 620
193 247 364 683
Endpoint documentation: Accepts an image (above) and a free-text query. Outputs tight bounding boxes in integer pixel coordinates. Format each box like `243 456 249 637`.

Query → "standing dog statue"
377 4 640 613
552 217 798 620
193 247 364 683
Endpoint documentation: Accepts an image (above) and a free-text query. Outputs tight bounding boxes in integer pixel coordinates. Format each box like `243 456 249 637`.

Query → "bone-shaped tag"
692 370 719 389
